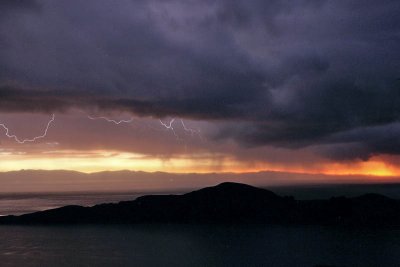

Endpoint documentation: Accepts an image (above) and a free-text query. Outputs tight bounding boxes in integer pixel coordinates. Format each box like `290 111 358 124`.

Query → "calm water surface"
0 224 399 267
0 192 145 216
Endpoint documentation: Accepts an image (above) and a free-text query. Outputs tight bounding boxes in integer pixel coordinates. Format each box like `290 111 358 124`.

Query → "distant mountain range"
1 182 400 226
2 169 400 197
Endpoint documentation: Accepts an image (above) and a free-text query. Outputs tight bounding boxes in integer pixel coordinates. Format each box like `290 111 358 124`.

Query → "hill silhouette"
1 182 400 226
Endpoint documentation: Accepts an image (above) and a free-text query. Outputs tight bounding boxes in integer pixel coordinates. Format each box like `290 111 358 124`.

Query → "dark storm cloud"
0 0 400 160
0 0 39 10
0 85 88 113
318 122 400 161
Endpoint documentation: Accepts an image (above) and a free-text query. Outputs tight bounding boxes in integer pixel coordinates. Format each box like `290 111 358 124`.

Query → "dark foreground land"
1 182 400 226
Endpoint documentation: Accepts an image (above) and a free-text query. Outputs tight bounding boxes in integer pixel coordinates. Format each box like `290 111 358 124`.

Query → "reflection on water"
0 224 399 267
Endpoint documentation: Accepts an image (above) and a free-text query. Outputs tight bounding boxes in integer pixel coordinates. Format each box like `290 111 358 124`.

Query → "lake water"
0 192 146 216
0 224 399 267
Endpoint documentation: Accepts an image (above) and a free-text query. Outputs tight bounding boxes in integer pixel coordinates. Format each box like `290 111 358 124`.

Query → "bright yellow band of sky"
0 149 399 178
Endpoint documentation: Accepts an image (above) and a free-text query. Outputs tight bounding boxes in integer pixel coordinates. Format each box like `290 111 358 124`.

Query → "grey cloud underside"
0 0 400 160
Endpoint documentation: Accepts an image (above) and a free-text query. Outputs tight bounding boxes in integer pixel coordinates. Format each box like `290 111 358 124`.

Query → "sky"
0 0 400 188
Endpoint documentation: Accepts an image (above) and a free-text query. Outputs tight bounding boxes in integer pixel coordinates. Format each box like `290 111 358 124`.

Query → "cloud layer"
1 0 399 160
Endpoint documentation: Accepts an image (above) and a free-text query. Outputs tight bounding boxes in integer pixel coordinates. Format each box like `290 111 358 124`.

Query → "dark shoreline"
2 182 400 227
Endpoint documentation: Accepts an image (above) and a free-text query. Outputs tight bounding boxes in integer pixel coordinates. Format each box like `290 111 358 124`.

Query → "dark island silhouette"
1 182 400 226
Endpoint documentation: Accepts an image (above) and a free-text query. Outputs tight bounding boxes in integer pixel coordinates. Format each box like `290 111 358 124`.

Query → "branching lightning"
159 118 180 139
0 110 203 148
86 114 202 142
159 118 203 141
180 119 203 140
0 114 55 144
0 111 202 146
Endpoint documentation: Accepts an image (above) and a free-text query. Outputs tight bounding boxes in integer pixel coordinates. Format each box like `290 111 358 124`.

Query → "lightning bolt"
86 114 134 124
159 118 203 141
86 112 165 134
180 119 203 140
159 118 175 129
0 114 55 144
0 110 203 147
86 113 197 142
159 118 180 140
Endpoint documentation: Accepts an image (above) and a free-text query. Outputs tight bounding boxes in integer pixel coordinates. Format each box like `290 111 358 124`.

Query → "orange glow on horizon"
0 149 400 182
